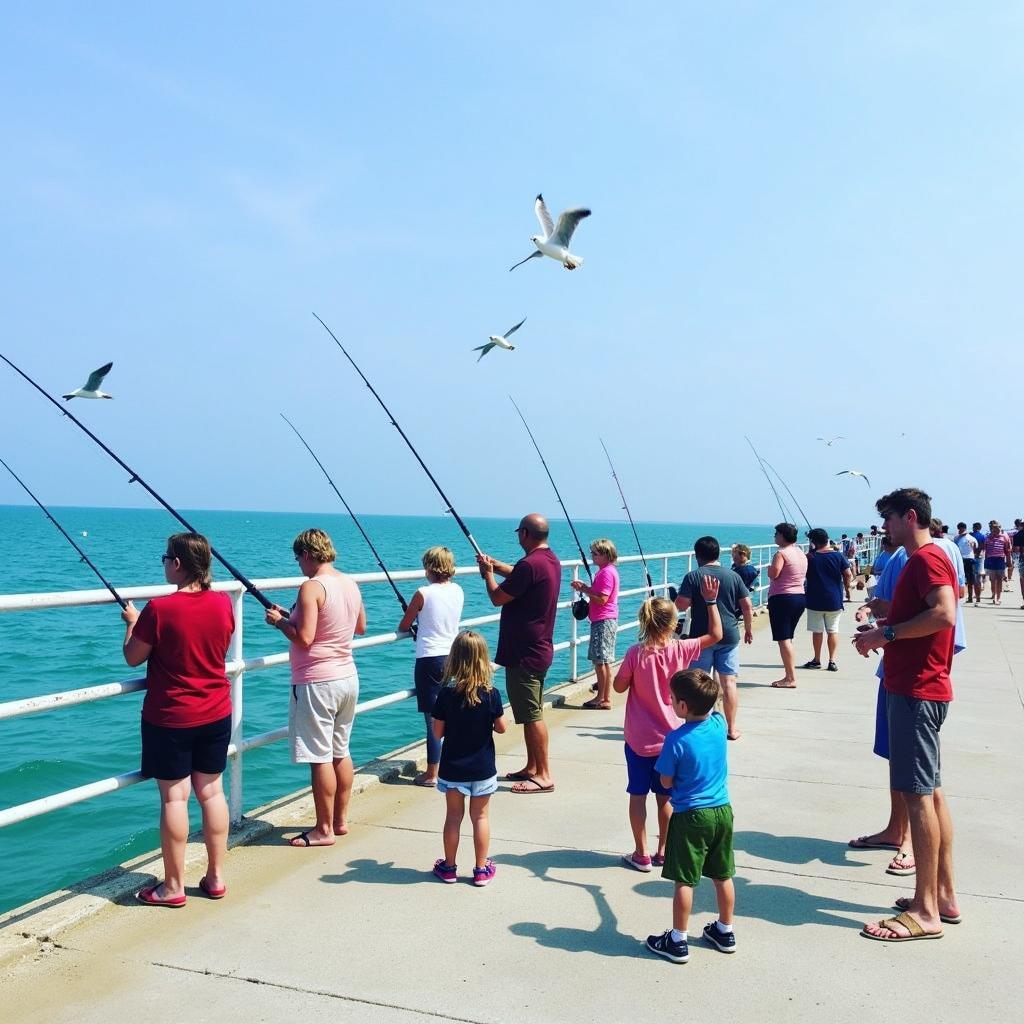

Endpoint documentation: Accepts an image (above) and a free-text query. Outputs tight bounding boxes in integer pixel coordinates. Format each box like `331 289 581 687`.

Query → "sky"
0 3 1021 528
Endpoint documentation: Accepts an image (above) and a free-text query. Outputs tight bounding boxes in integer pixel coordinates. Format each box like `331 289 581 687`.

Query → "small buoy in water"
81 531 88 537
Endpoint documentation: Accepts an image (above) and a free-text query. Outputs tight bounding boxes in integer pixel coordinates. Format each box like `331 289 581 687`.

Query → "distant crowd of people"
117 496 1021 958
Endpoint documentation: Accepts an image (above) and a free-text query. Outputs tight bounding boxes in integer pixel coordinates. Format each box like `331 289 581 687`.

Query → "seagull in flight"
836 469 871 487
509 195 591 272
63 362 114 401
817 436 844 447
473 318 527 362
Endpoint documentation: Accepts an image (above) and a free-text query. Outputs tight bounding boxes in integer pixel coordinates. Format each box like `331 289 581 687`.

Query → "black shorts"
414 654 447 714
768 594 806 641
963 559 976 585
141 714 231 781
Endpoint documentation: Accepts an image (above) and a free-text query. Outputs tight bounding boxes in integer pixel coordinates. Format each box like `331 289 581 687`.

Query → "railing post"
227 585 245 826
662 555 670 596
570 564 579 682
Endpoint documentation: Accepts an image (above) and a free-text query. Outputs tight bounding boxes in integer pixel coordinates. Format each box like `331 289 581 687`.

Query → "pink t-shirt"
768 545 808 596
589 564 619 623
289 572 363 684
616 638 703 756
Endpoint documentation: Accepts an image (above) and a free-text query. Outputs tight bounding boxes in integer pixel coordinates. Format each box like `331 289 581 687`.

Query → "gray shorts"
886 692 948 794
289 674 359 763
587 618 617 665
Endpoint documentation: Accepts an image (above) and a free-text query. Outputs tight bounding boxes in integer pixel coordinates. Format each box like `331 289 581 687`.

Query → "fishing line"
744 435 793 525
313 313 483 557
0 352 275 609
760 457 812 532
281 414 410 613
0 455 127 608
598 438 655 596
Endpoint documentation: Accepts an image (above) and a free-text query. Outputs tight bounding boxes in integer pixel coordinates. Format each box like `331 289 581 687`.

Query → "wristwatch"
882 625 896 643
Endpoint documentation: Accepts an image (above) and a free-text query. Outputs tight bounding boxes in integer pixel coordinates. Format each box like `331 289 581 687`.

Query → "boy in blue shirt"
646 668 735 963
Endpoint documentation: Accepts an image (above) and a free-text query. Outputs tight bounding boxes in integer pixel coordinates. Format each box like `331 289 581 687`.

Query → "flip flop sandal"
860 911 942 942
136 884 186 908
504 770 533 782
199 876 227 900
893 897 960 924
510 775 555 794
848 835 901 851
886 852 917 875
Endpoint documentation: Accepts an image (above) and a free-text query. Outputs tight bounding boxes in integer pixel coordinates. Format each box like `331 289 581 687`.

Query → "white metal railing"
0 537 876 829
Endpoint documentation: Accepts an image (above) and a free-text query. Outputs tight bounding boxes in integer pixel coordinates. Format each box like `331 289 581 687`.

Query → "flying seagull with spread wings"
836 469 871 487
63 362 114 401
509 194 591 271
473 318 527 362
817 436 844 446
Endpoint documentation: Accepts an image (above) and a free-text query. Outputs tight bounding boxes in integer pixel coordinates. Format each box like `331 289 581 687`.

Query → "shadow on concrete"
733 830 862 868
321 857 432 887
633 875 877 930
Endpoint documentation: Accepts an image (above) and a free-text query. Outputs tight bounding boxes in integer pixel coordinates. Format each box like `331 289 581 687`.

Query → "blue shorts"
693 642 739 678
624 743 671 796
437 775 497 797
873 678 889 759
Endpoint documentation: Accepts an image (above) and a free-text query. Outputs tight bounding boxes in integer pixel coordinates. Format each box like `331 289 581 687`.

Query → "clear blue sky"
1 4 1021 527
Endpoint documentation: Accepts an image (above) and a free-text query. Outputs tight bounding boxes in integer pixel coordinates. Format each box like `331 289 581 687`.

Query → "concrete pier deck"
3 602 1022 1023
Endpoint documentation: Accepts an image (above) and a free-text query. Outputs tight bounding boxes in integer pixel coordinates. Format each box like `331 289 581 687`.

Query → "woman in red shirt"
121 533 235 907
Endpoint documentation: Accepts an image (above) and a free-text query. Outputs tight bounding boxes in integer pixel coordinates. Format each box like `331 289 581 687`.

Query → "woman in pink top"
612 579 722 872
983 520 1013 606
266 528 366 847
571 538 620 710
766 522 808 689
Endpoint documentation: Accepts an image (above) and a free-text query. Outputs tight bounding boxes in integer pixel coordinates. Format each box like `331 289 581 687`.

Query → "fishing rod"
761 456 812 532
744 435 793 525
0 352 275 610
0 455 127 609
509 397 592 582
598 438 655 596
281 413 410 613
313 312 483 557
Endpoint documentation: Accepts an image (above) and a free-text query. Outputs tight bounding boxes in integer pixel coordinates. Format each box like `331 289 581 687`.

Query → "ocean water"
0 506 863 914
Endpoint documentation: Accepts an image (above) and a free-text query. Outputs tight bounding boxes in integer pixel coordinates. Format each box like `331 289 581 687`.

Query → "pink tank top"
289 572 363 684
768 545 808 596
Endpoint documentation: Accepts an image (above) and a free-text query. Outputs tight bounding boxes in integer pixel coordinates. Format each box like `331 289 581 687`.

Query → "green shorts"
662 804 735 885
505 665 547 725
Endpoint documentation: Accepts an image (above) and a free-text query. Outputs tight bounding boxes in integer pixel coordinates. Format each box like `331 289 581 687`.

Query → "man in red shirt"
854 487 958 942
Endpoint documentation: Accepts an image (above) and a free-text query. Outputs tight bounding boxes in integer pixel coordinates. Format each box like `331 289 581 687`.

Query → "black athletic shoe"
702 921 736 953
646 930 689 963
827 661 839 672
801 660 821 669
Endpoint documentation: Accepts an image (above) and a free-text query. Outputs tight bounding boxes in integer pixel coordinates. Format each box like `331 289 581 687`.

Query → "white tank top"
415 581 464 658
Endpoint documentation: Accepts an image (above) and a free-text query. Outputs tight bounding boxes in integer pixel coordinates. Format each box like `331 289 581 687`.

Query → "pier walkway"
3 603 1022 1023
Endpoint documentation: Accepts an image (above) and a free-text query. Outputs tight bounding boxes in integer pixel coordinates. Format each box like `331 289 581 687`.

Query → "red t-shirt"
133 590 235 727
882 544 956 701
495 547 562 671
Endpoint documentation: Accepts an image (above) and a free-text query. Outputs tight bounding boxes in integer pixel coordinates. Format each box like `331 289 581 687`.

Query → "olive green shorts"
505 665 547 725
661 804 735 886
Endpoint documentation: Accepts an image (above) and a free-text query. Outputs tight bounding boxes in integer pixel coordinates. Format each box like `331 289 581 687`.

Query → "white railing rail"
0 537 877 829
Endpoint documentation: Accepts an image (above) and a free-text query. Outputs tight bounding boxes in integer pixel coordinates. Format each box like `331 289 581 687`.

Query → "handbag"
571 592 590 620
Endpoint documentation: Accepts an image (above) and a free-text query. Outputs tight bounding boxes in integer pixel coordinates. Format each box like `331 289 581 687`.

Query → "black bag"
571 594 590 620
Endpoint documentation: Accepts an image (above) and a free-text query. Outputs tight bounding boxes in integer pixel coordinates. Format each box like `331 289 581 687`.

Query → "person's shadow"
321 858 429 887
733 830 865 868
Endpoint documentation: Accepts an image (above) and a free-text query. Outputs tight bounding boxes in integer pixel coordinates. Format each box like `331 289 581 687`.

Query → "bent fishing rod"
313 312 483 558
510 397 592 581
744 435 793 525
0 352 275 610
599 438 655 596
760 456 812 532
0 455 127 609
281 414 410 613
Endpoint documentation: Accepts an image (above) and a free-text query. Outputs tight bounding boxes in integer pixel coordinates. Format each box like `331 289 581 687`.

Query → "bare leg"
515 721 552 788
932 787 958 912
442 790 465 866
628 794 650 857
772 640 797 686
192 771 228 890
156 777 192 898
595 662 613 704
655 794 671 858
291 762 336 846
719 674 740 738
333 755 353 835
712 877 735 926
672 883 694 933
810 632 824 663
826 632 839 663
469 795 491 869
851 788 909 848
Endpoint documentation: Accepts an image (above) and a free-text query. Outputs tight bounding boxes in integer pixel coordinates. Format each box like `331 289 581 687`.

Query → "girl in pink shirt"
613 577 722 871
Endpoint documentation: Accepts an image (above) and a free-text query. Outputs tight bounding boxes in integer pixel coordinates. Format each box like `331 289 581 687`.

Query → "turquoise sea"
0 506 865 914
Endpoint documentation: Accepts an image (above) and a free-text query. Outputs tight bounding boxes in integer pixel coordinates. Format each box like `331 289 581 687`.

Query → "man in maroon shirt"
477 513 561 794
854 488 959 942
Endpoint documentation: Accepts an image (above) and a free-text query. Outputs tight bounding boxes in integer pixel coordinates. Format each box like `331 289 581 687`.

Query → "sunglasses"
161 554 175 563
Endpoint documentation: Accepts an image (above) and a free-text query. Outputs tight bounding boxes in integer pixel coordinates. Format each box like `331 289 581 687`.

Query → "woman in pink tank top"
266 529 366 848
766 522 808 688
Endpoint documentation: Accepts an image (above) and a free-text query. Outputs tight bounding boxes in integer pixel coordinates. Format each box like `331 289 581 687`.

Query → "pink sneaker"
622 852 653 873
651 853 665 867
472 860 497 887
432 859 457 883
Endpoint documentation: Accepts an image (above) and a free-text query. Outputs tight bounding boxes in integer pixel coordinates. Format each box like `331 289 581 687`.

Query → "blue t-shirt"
732 562 759 591
655 712 730 812
872 549 893 575
971 530 986 554
804 549 850 611
431 684 504 782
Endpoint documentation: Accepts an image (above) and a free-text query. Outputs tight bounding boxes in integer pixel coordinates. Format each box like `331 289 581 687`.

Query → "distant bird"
817 436 844 447
63 362 114 401
509 195 591 272
473 318 527 362
837 469 871 487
